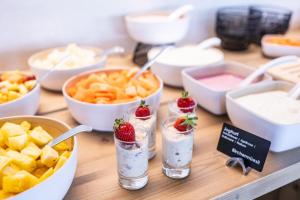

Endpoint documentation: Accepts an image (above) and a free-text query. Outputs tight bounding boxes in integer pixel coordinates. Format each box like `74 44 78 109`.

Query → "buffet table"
37 44 300 200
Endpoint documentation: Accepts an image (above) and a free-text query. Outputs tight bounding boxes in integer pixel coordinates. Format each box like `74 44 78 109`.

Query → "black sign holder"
226 157 251 175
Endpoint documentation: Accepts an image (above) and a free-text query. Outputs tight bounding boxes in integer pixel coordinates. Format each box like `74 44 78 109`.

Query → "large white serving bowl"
226 81 300 152
125 11 190 44
0 116 77 200
0 72 40 117
148 47 224 87
182 61 272 115
262 35 300 58
62 68 163 131
28 46 106 91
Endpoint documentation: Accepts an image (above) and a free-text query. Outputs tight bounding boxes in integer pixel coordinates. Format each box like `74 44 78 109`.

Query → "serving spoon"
168 4 195 20
48 125 93 147
287 82 300 99
238 55 299 87
196 37 221 49
132 45 172 79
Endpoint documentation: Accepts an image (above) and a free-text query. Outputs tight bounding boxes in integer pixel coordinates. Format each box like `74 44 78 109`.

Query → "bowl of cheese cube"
0 71 40 118
0 116 76 200
62 68 163 131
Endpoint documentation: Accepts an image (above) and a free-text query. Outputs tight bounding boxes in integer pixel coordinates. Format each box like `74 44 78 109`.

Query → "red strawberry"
135 100 150 120
177 91 196 113
23 75 36 83
113 118 135 142
173 116 198 132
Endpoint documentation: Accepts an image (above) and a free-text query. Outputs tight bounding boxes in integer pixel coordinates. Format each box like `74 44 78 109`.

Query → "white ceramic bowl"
262 35 300 58
226 81 300 152
148 47 224 87
125 11 190 44
28 46 106 91
0 72 40 117
0 116 77 200
182 61 272 115
62 68 163 131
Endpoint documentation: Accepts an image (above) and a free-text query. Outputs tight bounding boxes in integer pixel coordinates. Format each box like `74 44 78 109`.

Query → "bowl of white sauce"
125 11 190 44
148 45 224 87
28 44 106 91
226 80 300 152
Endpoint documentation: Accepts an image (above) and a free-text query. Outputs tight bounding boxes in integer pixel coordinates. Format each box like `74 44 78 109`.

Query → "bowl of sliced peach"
0 116 76 200
62 68 163 131
0 71 40 117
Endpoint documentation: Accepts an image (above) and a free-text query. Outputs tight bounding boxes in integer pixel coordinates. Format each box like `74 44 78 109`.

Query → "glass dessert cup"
161 117 195 179
168 98 197 117
127 106 157 159
114 126 148 190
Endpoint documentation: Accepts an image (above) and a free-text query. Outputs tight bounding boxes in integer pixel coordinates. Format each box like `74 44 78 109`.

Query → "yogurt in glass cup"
114 125 148 190
162 116 196 179
127 103 157 159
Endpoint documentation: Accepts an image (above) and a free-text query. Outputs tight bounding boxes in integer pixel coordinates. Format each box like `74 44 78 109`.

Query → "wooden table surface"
37 44 300 200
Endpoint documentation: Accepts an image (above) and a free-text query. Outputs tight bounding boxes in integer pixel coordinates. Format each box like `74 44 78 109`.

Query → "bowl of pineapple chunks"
0 116 77 200
62 68 163 131
0 71 40 117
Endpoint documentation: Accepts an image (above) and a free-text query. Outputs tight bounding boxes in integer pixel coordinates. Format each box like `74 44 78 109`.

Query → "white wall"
0 0 299 70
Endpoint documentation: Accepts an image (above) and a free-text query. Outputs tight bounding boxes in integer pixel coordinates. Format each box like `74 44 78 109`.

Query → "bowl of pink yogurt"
182 61 272 115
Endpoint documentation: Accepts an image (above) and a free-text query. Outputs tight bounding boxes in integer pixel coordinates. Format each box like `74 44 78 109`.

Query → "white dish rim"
148 47 224 67
182 61 271 93
226 80 299 126
125 11 188 24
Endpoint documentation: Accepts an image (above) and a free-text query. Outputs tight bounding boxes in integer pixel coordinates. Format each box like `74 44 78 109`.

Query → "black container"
132 42 174 66
216 7 257 51
249 5 292 45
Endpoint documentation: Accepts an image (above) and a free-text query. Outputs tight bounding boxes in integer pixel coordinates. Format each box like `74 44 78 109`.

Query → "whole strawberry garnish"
113 118 135 142
177 91 196 113
135 100 150 120
173 116 198 132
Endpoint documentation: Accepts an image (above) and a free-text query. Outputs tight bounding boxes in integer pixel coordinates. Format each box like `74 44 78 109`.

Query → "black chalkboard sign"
217 123 271 172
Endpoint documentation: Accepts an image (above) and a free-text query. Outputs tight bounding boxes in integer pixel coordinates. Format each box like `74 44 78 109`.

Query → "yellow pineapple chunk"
2 164 20 176
39 167 54 182
0 156 11 172
0 133 6 148
54 155 67 172
7 91 21 101
0 148 6 156
21 142 41 159
53 141 70 152
33 167 49 178
0 190 13 199
36 159 45 168
40 146 58 167
29 127 53 146
3 170 38 193
20 121 31 132
8 134 28 151
60 151 71 158
6 150 36 172
0 122 26 138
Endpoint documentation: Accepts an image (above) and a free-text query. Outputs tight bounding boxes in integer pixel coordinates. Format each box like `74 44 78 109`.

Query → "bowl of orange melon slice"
0 116 76 200
62 68 163 131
